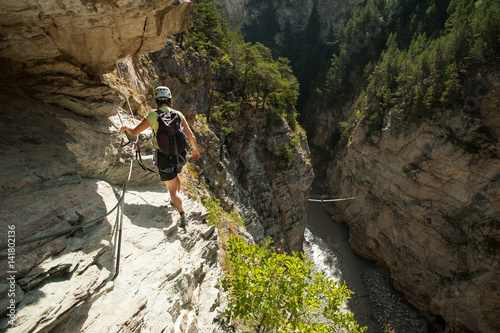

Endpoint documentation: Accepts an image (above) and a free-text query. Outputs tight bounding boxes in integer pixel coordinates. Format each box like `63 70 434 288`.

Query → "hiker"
120 86 200 226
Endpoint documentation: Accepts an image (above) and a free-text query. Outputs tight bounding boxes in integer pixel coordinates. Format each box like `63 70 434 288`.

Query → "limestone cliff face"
0 1 231 331
0 83 229 333
0 0 192 76
1 178 225 332
200 107 315 252
217 0 363 42
0 0 313 331
0 0 192 117
321 71 500 332
110 44 315 252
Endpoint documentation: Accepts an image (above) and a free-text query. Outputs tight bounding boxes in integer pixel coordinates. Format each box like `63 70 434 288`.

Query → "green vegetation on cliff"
183 0 300 131
237 0 499 155
325 0 500 146
243 0 337 127
221 236 366 333
181 2 365 331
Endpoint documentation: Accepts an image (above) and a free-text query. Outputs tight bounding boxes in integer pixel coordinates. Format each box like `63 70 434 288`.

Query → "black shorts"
156 150 186 182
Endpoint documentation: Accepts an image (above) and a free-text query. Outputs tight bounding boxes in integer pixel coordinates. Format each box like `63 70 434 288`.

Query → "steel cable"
0 155 135 250
1 63 139 281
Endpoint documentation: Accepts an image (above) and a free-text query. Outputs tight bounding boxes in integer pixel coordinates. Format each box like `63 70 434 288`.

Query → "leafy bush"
221 236 367 333
283 134 301 164
203 196 244 229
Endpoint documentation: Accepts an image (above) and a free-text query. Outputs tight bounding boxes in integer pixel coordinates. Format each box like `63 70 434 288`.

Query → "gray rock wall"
0 1 314 331
198 108 315 252
1 181 228 332
322 73 500 332
133 45 315 252
0 1 236 331
0 0 192 117
217 0 363 42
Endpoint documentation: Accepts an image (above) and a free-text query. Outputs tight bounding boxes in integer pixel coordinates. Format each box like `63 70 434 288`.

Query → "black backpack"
155 109 187 156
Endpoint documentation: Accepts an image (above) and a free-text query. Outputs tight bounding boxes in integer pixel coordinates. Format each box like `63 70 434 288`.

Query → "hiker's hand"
120 119 150 136
192 149 200 161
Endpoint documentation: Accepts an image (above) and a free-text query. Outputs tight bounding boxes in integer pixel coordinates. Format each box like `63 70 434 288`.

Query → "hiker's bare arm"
121 119 151 136
182 118 200 160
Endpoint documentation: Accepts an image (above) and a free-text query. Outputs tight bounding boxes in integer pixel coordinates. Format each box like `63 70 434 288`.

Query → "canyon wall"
217 0 363 42
199 102 315 252
114 44 315 252
0 0 225 331
0 0 313 331
0 0 192 118
320 71 500 332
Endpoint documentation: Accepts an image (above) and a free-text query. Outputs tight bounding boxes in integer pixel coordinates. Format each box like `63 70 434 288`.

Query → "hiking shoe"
180 216 189 227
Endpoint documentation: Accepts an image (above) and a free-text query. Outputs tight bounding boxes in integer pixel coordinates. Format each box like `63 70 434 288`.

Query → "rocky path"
1 181 228 333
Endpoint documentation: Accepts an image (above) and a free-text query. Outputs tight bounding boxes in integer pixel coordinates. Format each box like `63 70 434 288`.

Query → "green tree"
468 0 500 66
184 0 227 51
225 41 299 113
221 236 367 333
440 61 463 108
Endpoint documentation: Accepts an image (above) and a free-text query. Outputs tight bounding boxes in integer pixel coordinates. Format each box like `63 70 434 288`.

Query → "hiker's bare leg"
165 176 184 213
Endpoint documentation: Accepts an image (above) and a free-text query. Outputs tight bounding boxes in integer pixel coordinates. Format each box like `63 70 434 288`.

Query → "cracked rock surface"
1 181 228 333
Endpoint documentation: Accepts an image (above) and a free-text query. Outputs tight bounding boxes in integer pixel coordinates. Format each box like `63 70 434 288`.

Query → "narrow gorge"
316 84 500 332
1 0 499 332
1 0 312 331
216 0 499 332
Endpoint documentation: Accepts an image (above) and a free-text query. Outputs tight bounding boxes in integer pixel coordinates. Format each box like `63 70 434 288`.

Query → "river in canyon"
303 187 446 333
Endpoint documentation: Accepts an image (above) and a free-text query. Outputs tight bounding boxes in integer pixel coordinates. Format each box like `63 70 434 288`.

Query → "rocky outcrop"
0 0 314 331
0 82 232 331
0 1 237 331
198 109 315 252
322 72 500 332
0 0 192 77
1 181 228 332
111 44 315 252
0 0 192 117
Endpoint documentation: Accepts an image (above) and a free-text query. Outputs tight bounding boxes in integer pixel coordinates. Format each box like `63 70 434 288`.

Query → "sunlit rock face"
0 1 240 332
0 0 315 330
109 44 315 253
0 0 192 117
321 72 500 332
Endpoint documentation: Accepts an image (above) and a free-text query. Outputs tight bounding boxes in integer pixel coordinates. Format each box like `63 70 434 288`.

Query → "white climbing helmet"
154 86 172 101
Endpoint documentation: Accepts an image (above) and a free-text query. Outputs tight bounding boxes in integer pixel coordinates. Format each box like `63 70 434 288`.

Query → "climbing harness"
135 143 187 174
136 143 157 173
161 155 186 173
